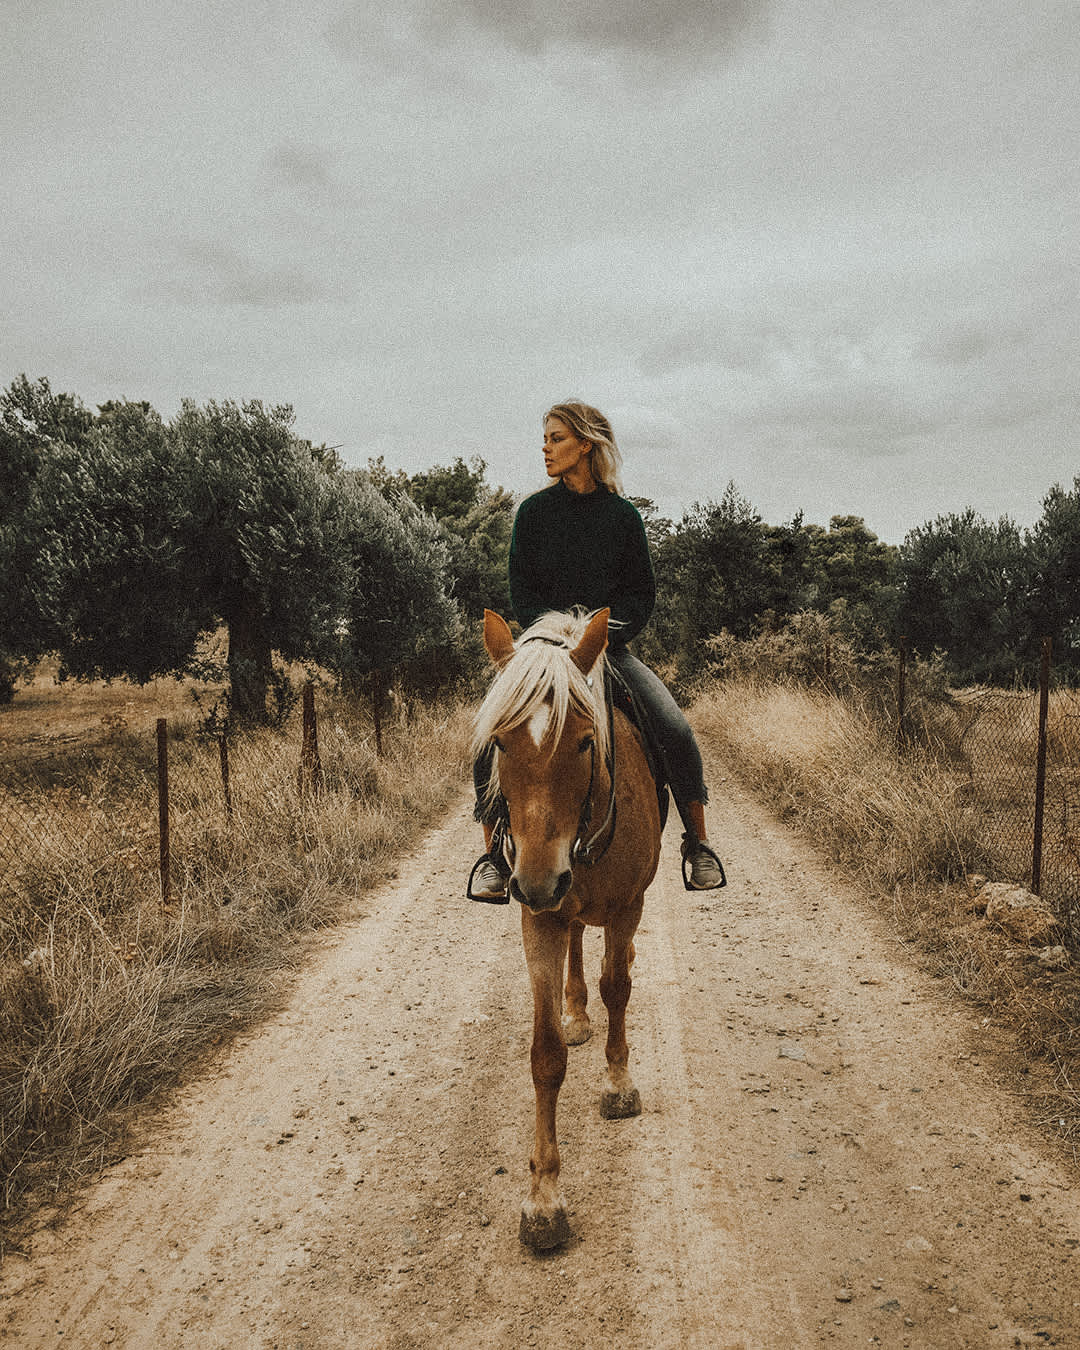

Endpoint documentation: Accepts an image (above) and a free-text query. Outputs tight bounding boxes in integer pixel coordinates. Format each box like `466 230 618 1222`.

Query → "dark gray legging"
473 647 707 834
609 648 707 828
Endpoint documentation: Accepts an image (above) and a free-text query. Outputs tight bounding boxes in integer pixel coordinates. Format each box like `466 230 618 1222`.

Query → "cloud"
638 315 788 378
325 0 769 67
426 0 768 52
636 307 990 456
171 241 327 308
915 319 1029 367
263 144 340 198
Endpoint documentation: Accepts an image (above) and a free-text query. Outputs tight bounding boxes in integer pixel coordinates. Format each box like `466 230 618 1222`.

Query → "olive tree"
334 471 460 747
169 398 350 721
0 377 103 699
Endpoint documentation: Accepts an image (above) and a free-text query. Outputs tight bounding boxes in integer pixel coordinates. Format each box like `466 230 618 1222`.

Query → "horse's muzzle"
509 868 573 912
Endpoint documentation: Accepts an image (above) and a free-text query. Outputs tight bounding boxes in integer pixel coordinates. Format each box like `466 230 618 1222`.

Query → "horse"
474 607 663 1250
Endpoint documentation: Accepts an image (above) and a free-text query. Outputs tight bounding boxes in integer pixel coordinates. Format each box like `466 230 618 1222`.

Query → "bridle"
489 637 618 875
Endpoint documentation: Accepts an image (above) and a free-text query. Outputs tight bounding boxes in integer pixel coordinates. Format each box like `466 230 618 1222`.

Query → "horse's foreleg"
562 920 592 1045
519 910 572 1251
599 906 643 1120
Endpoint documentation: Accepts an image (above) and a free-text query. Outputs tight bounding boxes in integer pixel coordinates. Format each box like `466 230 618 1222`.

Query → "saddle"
605 665 670 833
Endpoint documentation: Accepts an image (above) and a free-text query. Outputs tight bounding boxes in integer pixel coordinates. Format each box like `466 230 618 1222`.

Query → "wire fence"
709 619 1080 932
919 678 1080 916
4 648 1079 940
0 743 158 913
0 682 383 924
894 640 1080 931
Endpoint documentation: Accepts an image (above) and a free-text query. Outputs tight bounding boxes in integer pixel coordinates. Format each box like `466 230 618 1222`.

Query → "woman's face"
543 416 592 481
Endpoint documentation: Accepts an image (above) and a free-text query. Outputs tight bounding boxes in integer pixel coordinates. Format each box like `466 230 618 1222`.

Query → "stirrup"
681 839 727 892
467 854 511 904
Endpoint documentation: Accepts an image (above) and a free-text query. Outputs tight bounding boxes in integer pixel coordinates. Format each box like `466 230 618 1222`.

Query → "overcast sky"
3 0 1077 542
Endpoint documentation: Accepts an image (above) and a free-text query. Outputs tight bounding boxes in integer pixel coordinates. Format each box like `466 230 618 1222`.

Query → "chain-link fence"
707 617 1080 930
919 677 1080 919
885 639 1080 934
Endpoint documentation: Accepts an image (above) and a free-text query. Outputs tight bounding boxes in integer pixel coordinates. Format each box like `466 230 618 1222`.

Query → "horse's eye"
494 737 506 754
578 736 594 754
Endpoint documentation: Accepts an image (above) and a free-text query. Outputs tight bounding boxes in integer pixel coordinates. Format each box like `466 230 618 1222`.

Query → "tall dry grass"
691 677 983 895
0 687 473 1241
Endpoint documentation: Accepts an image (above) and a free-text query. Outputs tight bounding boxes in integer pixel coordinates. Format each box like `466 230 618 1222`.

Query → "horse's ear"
483 610 516 668
570 608 609 675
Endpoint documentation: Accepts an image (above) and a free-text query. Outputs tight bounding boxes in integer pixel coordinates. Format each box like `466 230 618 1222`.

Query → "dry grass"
692 678 982 891
691 674 1080 1151
0 678 473 1244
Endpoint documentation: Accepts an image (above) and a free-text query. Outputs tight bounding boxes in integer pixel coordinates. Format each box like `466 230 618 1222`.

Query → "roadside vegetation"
0 674 472 1243
689 620 1080 1153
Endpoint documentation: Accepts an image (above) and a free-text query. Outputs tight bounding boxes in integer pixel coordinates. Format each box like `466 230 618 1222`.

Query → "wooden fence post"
219 733 233 820
371 669 385 760
1032 636 1052 895
299 681 323 796
156 718 171 905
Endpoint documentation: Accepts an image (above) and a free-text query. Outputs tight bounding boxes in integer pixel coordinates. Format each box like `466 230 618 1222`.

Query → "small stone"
983 883 1059 944
1038 945 1070 969
835 1288 853 1303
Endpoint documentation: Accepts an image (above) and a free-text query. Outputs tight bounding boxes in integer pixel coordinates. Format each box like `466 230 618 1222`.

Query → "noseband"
490 638 618 876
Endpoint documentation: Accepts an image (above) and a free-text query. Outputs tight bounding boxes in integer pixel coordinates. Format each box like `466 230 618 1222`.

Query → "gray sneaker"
468 855 509 903
681 838 726 891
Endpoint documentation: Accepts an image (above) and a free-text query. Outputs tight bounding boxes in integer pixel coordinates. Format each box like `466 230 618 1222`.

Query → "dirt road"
4 749 1080 1348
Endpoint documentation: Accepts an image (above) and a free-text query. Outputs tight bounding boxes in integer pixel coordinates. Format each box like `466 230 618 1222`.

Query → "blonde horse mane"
472 610 611 810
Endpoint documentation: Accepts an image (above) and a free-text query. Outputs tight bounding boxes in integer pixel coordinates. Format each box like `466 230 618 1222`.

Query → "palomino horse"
474 607 662 1250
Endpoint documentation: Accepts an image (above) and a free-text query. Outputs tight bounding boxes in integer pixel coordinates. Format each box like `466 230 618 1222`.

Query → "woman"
470 400 724 899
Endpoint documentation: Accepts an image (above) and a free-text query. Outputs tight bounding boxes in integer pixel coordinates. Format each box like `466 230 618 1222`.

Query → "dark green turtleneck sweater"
508 480 656 648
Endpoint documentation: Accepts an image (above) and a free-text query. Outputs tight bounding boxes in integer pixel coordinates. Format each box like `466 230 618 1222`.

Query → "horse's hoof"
562 1014 592 1046
519 1201 571 1251
600 1087 642 1119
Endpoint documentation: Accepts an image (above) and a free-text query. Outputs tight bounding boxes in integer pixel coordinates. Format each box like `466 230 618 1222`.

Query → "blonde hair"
544 401 624 495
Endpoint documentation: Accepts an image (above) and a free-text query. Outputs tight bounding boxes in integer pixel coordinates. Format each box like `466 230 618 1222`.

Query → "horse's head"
475 608 611 913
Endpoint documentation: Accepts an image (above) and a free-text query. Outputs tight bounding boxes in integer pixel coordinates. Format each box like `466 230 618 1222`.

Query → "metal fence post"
897 637 907 753
1032 636 1052 895
156 718 171 905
